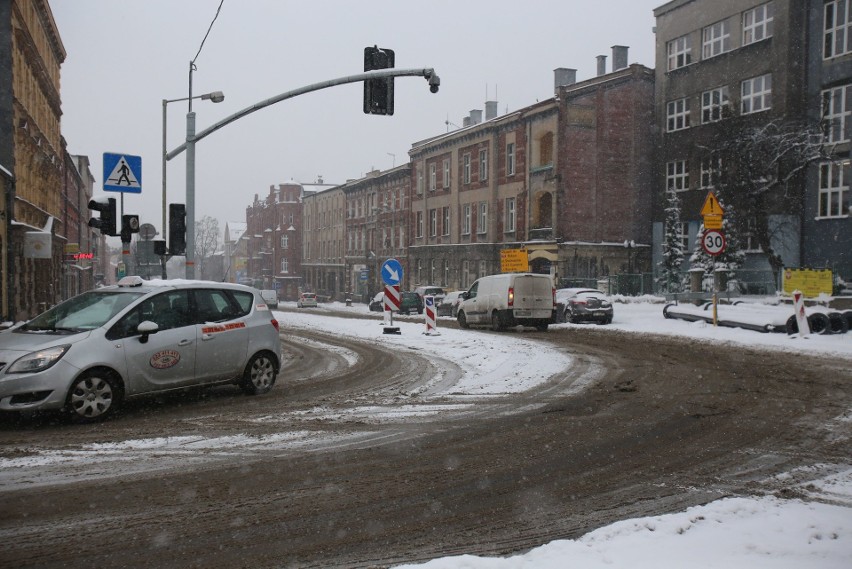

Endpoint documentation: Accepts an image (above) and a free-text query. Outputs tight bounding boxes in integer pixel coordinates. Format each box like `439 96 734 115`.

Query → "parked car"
259 289 279 309
437 291 464 317
0 276 282 422
457 273 555 331
414 285 445 303
368 291 424 314
297 292 318 308
555 288 614 324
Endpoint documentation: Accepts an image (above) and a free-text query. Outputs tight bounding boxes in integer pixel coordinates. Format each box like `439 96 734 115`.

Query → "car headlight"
7 345 71 374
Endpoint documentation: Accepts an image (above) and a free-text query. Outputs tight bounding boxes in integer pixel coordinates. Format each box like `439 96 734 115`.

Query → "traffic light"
120 214 140 242
169 203 186 256
88 197 117 236
363 45 394 115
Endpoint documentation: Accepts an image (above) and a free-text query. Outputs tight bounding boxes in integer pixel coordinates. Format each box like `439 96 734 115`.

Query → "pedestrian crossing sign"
103 153 142 193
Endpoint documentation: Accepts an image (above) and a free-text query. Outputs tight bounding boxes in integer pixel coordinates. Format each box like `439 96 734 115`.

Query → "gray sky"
52 0 662 240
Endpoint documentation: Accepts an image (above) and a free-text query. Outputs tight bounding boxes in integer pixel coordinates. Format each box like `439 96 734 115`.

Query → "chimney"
469 109 483 125
554 68 577 93
463 116 471 127
612 45 629 71
596 55 607 76
485 100 498 120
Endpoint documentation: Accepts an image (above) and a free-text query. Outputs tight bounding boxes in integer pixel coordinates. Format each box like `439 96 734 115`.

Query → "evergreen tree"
689 194 746 292
657 190 685 293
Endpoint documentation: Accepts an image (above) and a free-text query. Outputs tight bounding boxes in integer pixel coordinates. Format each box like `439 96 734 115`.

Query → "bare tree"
195 216 220 280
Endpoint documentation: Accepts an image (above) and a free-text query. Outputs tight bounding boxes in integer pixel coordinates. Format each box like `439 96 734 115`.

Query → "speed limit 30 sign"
702 229 727 256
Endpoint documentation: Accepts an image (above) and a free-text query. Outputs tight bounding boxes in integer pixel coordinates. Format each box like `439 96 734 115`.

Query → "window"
477 202 488 235
431 260 438 284
280 235 289 249
442 206 450 236
463 153 471 184
818 160 851 218
666 98 691 131
416 211 424 238
743 2 774 45
667 34 692 71
506 142 516 176
281 259 289 273
479 148 488 181
429 164 436 191
700 155 721 189
479 260 488 278
443 159 450 188
462 261 471 289
462 204 471 235
505 197 516 232
539 132 554 166
702 86 730 123
743 218 761 252
676 222 689 252
825 0 852 59
741 74 772 114
417 168 424 194
822 84 852 143
702 20 731 59
667 160 689 192
429 209 437 237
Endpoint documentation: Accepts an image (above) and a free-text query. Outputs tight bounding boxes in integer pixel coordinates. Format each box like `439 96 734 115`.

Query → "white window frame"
442 206 450 236
463 153 471 184
429 208 437 237
700 155 721 189
666 98 691 132
701 86 730 123
477 202 488 235
443 159 450 188
818 160 851 218
479 148 488 181
505 197 516 233
741 74 772 115
825 0 852 59
667 160 689 192
416 211 424 238
429 163 436 192
743 2 774 46
702 20 731 59
667 34 692 71
281 258 289 274
822 84 852 143
462 204 472 235
280 234 289 249
506 142 516 176
417 168 424 194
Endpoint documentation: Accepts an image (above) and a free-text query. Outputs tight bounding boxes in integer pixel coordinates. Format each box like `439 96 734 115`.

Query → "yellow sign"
700 192 725 216
500 248 529 273
783 268 833 297
703 214 723 229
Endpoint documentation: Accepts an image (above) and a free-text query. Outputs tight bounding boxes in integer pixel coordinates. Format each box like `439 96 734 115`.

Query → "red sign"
701 230 726 256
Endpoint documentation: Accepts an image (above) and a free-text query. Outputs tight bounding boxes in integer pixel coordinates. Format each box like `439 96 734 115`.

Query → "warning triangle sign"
105 156 141 189
700 191 724 216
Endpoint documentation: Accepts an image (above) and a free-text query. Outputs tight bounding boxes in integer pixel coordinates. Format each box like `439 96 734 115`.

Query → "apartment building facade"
652 0 816 291
302 184 346 299
804 0 852 281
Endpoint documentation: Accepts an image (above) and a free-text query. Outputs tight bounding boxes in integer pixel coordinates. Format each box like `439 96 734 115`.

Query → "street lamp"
162 90 223 278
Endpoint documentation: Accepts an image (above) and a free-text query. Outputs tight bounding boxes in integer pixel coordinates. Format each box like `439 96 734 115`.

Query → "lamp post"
162 90 223 278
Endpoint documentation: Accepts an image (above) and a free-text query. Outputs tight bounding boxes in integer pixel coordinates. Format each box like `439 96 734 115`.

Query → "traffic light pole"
165 67 439 279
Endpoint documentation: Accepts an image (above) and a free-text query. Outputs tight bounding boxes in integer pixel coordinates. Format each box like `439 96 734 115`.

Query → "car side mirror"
461 292 469 300
137 320 159 344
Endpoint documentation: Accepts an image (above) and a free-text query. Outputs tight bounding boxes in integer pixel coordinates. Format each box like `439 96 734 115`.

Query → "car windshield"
21 290 145 333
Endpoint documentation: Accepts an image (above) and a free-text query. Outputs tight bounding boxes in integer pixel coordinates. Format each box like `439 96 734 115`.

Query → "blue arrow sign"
381 258 402 286
103 152 142 193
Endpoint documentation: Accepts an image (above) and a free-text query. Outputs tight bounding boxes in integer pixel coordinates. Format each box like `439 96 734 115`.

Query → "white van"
457 273 555 331
259 289 278 309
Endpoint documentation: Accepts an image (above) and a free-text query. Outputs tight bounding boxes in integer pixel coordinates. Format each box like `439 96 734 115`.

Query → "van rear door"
511 275 554 318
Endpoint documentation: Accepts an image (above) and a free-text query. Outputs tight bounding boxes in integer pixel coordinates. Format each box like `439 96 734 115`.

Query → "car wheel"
565 309 577 324
490 311 504 331
66 370 122 423
458 311 470 329
240 351 278 395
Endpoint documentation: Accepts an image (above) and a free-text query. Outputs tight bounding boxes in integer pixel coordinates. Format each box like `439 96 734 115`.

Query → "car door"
461 281 482 323
112 290 199 394
191 288 250 381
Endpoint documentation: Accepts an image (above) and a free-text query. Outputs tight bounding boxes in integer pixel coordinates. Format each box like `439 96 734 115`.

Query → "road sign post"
381 259 403 334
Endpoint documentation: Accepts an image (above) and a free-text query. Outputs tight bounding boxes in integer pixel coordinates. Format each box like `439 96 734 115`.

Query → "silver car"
0 277 282 422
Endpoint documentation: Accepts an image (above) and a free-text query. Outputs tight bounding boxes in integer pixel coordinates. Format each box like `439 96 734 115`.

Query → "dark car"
368 291 424 315
555 288 614 324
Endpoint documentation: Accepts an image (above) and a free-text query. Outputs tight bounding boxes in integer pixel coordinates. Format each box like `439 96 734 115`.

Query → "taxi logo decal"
201 321 247 334
150 350 181 369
